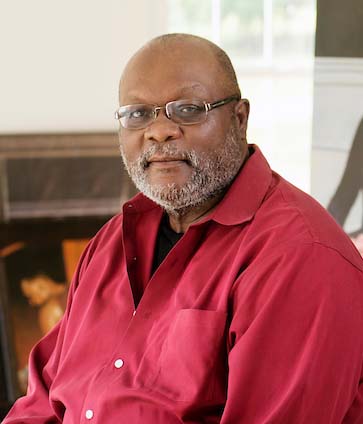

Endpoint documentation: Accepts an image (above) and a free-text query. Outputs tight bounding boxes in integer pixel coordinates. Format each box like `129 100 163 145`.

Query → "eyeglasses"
114 94 240 130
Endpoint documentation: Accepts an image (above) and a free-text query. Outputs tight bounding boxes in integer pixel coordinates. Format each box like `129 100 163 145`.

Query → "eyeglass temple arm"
207 95 241 111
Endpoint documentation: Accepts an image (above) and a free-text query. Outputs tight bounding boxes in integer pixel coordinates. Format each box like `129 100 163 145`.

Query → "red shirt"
4 146 363 423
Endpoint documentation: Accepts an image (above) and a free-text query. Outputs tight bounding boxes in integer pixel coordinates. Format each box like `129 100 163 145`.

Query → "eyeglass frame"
114 94 241 129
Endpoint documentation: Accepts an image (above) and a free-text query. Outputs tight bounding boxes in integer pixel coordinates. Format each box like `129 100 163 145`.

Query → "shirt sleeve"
221 242 363 424
2 240 95 424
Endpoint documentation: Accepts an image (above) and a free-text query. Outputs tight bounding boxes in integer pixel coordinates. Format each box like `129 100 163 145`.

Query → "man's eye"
129 109 146 119
178 104 202 114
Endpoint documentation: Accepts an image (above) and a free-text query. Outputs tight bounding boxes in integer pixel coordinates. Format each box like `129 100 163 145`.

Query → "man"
4 34 363 423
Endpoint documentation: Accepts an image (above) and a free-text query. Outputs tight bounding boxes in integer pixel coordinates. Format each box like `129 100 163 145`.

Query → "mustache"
137 144 199 169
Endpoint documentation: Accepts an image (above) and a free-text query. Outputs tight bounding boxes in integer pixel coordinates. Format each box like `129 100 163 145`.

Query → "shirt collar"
123 144 272 226
208 144 273 226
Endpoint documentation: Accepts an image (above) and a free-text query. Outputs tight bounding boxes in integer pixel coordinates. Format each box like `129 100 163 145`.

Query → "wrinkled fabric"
4 145 363 423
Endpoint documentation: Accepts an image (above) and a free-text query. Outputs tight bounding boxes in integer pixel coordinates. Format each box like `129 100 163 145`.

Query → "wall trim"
314 57 363 85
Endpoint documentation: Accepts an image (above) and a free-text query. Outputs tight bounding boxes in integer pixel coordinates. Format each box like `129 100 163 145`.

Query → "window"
167 0 316 191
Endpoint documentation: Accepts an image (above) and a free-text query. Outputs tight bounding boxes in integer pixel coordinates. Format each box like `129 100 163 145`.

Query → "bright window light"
167 0 316 192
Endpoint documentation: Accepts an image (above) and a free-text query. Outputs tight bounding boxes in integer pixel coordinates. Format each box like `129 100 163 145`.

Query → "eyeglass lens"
119 100 207 129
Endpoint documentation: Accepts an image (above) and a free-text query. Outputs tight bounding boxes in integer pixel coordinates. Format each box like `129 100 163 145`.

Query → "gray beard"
120 122 245 216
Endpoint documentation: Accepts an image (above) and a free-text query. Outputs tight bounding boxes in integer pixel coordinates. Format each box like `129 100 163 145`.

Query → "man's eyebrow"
177 84 209 98
120 94 146 104
179 83 205 94
120 84 207 104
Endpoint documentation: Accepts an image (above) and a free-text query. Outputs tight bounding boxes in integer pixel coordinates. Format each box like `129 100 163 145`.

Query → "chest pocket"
147 309 227 402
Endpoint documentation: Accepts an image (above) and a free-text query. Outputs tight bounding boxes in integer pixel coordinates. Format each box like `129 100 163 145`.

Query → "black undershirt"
150 148 255 276
152 214 184 274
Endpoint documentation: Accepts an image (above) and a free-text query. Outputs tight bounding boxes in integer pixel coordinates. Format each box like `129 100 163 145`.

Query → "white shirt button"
85 409 94 419
132 310 136 316
114 358 124 369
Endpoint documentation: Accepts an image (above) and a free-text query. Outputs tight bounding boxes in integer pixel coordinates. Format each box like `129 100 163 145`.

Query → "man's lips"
146 156 189 168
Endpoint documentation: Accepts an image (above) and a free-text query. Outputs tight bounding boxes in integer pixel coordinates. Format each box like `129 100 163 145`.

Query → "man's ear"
234 98 250 133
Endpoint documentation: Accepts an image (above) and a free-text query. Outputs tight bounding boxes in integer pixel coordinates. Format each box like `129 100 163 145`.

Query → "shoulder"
231 175 363 316
230 241 363 343
248 172 363 271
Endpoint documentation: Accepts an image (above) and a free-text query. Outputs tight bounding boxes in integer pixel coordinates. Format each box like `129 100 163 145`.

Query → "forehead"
119 42 225 104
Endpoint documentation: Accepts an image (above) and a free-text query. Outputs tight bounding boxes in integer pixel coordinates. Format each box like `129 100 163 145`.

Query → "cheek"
119 132 143 162
184 120 227 153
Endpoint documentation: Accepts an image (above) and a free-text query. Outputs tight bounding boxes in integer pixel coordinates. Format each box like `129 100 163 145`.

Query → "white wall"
0 0 314 192
0 0 168 134
311 57 363 232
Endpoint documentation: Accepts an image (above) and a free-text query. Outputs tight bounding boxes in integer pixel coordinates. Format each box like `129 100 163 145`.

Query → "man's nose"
144 111 182 143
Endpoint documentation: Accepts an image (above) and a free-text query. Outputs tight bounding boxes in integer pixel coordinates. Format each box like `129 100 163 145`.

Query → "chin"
147 165 191 184
148 175 189 189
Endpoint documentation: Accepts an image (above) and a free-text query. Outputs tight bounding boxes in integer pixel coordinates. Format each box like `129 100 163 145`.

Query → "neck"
166 145 251 233
166 191 225 233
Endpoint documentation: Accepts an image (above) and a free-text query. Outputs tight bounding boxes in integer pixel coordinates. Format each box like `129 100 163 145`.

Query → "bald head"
119 33 241 102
